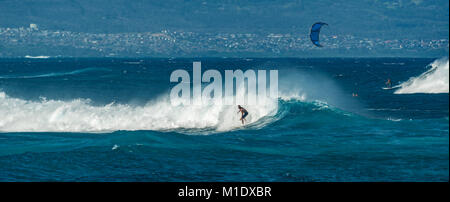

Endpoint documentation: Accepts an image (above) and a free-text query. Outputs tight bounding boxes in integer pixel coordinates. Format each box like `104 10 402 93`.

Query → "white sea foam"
0 91 279 133
24 55 51 59
394 57 449 94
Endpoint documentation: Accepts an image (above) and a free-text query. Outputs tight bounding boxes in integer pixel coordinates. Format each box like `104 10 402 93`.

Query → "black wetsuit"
242 110 248 119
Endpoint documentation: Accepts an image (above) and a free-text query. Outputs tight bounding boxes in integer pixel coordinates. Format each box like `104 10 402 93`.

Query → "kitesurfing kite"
310 22 328 47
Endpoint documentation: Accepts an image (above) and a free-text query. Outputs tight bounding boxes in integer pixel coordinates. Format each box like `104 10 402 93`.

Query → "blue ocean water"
0 58 448 181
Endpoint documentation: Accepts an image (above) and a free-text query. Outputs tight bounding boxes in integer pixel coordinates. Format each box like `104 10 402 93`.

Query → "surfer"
237 105 249 125
386 78 392 88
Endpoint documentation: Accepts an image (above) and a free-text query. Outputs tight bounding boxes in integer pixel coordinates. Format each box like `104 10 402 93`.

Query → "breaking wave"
0 67 361 134
0 89 348 134
0 91 282 133
394 57 449 94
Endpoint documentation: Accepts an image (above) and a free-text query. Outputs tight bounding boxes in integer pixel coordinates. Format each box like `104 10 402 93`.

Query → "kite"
310 22 328 47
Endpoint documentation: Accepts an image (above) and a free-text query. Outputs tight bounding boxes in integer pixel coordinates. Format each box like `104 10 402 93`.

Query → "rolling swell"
0 67 112 79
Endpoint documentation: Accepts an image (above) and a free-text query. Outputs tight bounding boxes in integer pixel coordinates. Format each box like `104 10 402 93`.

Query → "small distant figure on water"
237 105 249 125
386 78 392 88
352 93 358 97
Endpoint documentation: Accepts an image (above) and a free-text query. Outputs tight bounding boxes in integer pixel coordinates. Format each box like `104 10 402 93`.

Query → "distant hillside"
0 0 448 39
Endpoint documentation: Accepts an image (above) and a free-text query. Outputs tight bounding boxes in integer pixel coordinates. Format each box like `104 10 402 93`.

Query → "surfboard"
382 86 400 90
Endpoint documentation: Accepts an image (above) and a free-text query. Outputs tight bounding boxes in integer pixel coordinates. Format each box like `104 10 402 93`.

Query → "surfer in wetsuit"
386 78 392 88
237 105 248 125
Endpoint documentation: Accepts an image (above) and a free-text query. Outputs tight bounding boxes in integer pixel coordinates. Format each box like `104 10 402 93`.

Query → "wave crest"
0 91 279 133
394 57 449 94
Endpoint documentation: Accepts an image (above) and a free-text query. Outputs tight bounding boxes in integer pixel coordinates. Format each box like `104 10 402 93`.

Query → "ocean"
0 57 448 181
